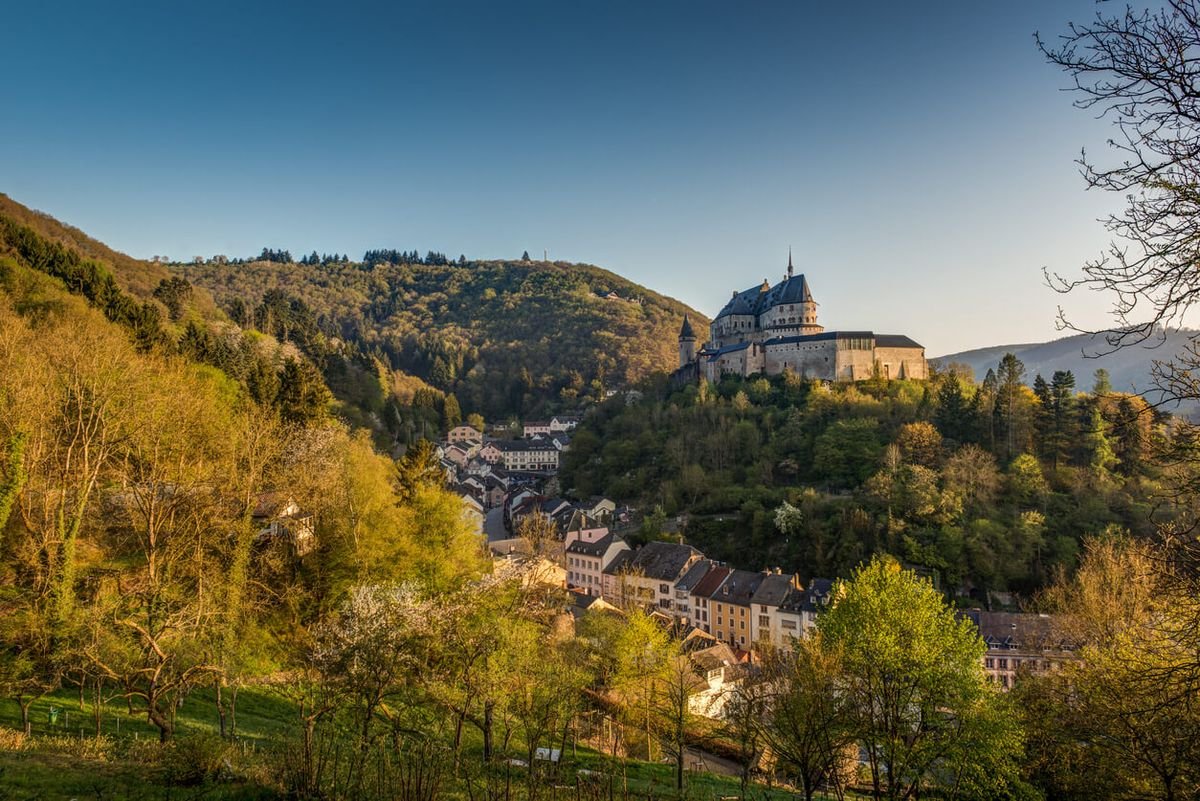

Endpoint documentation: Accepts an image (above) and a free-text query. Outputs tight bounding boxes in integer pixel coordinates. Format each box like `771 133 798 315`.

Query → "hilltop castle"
676 254 927 383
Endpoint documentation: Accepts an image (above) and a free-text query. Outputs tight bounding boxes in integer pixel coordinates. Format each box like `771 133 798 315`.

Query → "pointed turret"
678 314 697 368
787 248 794 278
678 314 696 341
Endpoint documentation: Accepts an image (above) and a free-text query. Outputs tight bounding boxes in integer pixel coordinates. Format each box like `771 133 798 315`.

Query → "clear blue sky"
2 0 1128 354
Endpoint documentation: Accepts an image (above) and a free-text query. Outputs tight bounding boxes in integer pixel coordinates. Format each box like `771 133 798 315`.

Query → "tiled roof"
691 566 732 599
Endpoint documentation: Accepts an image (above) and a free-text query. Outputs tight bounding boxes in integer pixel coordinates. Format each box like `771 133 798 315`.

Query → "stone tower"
790 251 821 333
678 314 697 368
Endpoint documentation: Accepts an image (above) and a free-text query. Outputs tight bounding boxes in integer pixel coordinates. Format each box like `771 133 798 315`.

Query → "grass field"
0 688 837 800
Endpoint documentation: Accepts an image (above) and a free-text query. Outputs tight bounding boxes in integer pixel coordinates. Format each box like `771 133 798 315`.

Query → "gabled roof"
714 271 814 320
627 541 702 582
713 569 767 606
565 532 622 557
960 610 1067 651
675 559 713 592
691 566 732 599
750 573 796 608
252 491 301 520
602 549 634 575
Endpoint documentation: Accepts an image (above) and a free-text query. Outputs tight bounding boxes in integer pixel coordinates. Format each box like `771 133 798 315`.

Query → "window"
781 620 797 630
985 658 994 669
998 659 1008 670
659 584 669 594
758 615 770 628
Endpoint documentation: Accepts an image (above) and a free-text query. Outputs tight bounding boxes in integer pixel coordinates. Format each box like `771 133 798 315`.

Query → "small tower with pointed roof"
678 314 697 368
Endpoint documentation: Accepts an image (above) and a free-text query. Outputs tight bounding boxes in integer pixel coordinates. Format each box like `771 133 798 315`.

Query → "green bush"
161 732 229 785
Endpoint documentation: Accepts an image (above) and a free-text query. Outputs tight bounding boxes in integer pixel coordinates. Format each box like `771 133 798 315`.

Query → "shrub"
161 732 229 786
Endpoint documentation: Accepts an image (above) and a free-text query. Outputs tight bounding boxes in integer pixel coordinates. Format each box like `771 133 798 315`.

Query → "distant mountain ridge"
935 328 1200 400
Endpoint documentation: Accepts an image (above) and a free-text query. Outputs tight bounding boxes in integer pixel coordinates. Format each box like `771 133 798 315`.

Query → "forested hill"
182 257 707 422
0 193 222 318
936 329 1200 407
561 362 1173 603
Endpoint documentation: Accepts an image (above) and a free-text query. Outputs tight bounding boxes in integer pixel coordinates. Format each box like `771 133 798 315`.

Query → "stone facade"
676 255 927 383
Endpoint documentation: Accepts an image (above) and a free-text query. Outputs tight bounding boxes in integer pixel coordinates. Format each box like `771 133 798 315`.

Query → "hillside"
936 329 1200 403
562 362 1170 599
0 193 220 317
182 257 707 423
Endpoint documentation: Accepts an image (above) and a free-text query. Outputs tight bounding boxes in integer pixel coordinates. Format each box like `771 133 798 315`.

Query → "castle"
676 254 927 383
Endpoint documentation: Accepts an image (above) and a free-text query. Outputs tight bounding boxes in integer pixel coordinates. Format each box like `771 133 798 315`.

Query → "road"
485 507 507 542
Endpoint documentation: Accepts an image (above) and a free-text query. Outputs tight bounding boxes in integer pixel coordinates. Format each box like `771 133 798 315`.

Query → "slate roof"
750 573 795 608
795 578 835 614
713 569 767 607
679 314 697 340
627 541 702 582
714 273 813 320
565 532 621 558
675 559 713 593
602 549 634 576
706 341 753 361
493 439 559 452
875 334 924 349
960 610 1067 651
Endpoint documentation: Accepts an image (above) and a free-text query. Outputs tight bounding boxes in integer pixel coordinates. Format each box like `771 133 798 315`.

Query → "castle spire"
787 247 794 278
678 314 696 341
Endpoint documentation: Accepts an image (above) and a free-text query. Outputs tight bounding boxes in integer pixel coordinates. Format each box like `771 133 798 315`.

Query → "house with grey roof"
565 527 630 598
608 541 703 612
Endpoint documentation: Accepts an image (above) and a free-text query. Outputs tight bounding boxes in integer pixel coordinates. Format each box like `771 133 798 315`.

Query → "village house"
252 492 316 558
479 442 503 464
493 439 560 472
684 641 743 719
611 541 704 612
447 424 483 444
748 572 805 646
672 559 713 623
564 528 631 597
961 610 1071 689
689 565 732 634
708 569 767 650
458 493 485 535
523 420 552 438
549 415 580 433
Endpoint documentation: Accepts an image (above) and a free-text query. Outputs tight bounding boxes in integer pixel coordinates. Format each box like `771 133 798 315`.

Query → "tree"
152 276 193 321
895 421 943 468
1041 2 1200 359
442 392 462 431
394 439 444 501
277 358 331 424
819 556 1028 801
1020 538 1200 801
993 354 1032 462
759 637 855 801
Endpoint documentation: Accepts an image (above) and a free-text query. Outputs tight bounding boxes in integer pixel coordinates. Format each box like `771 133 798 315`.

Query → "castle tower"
678 314 697 368
791 252 822 333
